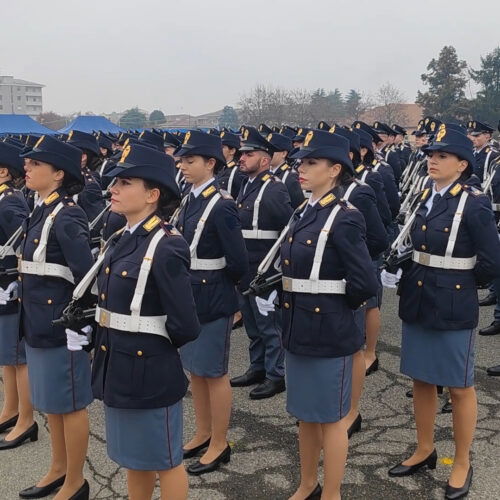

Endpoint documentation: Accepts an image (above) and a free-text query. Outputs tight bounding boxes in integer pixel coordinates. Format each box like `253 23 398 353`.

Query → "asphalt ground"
0 288 499 499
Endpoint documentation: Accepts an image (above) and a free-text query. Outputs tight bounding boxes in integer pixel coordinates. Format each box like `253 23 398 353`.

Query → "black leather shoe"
249 378 286 400
388 449 437 477
0 414 18 433
441 400 453 414
0 422 38 450
183 437 211 459
69 480 89 500
487 364 500 376
478 293 496 306
479 321 500 336
347 414 362 438
230 369 266 387
19 475 66 499
366 357 379 376
305 483 322 499
231 318 243 330
187 444 231 475
445 466 473 499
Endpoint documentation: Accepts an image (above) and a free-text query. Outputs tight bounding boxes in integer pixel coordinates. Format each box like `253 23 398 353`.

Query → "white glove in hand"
381 269 402 289
0 282 18 305
255 289 278 316
66 325 93 351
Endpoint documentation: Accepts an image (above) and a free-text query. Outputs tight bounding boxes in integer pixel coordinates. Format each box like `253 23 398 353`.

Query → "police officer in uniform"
230 127 293 399
275 130 378 499
73 144 201 500
382 126 500 499
393 124 412 169
469 121 498 183
217 130 245 199
266 132 305 209
18 135 94 500
163 131 181 158
173 130 248 475
373 122 402 184
0 142 34 451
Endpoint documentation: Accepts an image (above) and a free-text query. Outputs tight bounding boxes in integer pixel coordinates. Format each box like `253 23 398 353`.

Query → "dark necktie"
428 193 442 215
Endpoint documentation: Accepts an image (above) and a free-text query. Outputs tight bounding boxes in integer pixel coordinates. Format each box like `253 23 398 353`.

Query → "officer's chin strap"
72 228 126 302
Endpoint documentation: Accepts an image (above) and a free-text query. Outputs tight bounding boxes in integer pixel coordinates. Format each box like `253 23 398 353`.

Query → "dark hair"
82 149 101 172
351 149 361 166
325 160 354 187
362 148 375 165
198 155 225 175
62 175 85 196
0 163 25 188
143 179 180 219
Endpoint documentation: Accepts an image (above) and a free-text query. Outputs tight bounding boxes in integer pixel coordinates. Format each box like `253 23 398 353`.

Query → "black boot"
249 378 286 400
230 369 266 387
479 321 500 336
487 364 500 376
478 293 496 306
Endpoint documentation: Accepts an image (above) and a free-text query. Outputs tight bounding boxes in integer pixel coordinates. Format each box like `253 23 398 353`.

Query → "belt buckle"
282 277 291 292
420 253 431 266
99 309 109 328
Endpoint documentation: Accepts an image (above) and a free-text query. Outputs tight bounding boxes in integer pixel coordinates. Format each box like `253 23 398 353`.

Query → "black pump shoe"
388 449 437 477
305 483 322 499
0 422 38 450
19 475 66 499
187 444 231 475
69 480 89 500
183 437 211 459
0 414 19 433
347 414 362 438
365 357 379 376
445 466 473 499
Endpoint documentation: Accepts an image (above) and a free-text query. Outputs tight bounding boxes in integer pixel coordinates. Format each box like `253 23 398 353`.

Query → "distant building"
0 76 44 117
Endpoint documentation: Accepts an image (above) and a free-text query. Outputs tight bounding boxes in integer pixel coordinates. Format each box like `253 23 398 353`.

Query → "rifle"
52 300 96 330
0 267 18 278
242 273 282 297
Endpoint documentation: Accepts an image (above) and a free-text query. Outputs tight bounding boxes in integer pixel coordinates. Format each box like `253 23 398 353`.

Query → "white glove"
255 289 278 316
0 282 18 305
381 269 402 289
66 325 93 351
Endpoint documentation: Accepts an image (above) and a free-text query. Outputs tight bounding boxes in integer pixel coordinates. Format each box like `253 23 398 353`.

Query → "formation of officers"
0 115 499 500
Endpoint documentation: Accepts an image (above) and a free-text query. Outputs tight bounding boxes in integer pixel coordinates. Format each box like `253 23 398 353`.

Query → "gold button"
421 225 427 231
314 307 320 313
100 345 107 352
202 279 207 284
417 281 423 287
284 302 290 309
137 350 143 357
238 203 242 208
444 227 449 232
34 238 39 244
456 284 461 290
105 267 110 274
421 245 426 251
101 293 105 300
121 271 128 277
47 299 52 304
284 259 289 265
288 237 293 243
306 240 312 245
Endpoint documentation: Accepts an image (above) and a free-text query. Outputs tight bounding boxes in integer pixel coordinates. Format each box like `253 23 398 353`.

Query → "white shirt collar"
190 177 215 198
125 218 147 234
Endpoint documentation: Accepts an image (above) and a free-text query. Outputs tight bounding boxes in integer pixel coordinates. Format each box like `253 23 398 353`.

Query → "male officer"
230 127 293 399
393 124 412 169
266 132 305 209
469 121 498 183
373 122 402 183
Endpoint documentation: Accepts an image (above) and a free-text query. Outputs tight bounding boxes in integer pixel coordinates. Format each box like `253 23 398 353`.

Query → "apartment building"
0 75 44 117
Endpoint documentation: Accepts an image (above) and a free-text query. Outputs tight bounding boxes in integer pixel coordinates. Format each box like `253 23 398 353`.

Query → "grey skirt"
0 313 26 366
180 316 232 378
25 344 93 414
401 321 475 388
285 351 353 423
105 400 183 471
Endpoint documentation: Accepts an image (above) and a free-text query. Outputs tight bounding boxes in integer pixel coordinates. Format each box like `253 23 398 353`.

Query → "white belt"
19 260 75 283
242 229 279 239
282 276 346 294
190 257 227 270
412 251 476 270
492 203 500 212
95 306 170 340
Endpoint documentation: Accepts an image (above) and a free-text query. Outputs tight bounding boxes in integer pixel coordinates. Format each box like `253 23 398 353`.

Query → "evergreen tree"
416 46 469 121
344 89 366 122
218 106 239 129
119 107 147 129
149 109 166 126
469 47 500 125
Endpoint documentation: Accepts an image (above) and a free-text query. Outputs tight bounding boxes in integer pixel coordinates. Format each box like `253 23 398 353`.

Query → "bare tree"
238 84 292 126
372 82 408 125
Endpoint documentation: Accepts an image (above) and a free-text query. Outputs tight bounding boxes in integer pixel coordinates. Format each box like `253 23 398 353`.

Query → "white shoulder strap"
443 191 469 268
32 202 65 262
189 194 221 258
227 167 237 195
252 179 272 231
343 182 357 202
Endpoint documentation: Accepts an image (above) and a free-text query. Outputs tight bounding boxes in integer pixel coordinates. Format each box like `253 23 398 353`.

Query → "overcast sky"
2 0 499 116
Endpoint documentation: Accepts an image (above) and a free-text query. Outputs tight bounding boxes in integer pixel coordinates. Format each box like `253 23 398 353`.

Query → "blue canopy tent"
0 114 54 135
58 116 124 134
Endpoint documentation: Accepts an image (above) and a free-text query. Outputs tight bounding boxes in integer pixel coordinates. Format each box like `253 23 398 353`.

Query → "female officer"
72 144 201 500
217 130 245 200
0 142 33 450
273 130 378 500
383 126 500 499
18 135 94 500
174 131 248 475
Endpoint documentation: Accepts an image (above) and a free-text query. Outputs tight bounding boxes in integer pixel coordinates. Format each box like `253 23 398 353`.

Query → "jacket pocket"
435 274 476 322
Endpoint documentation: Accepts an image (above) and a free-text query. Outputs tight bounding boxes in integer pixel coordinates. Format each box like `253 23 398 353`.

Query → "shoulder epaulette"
143 215 162 231
280 163 290 171
319 193 335 207
227 161 236 168
262 173 271 182
202 185 217 198
219 189 233 200
0 184 12 195
462 184 483 197
62 196 76 207
355 164 365 174
420 188 431 202
162 223 181 236
44 192 60 205
449 184 462 197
